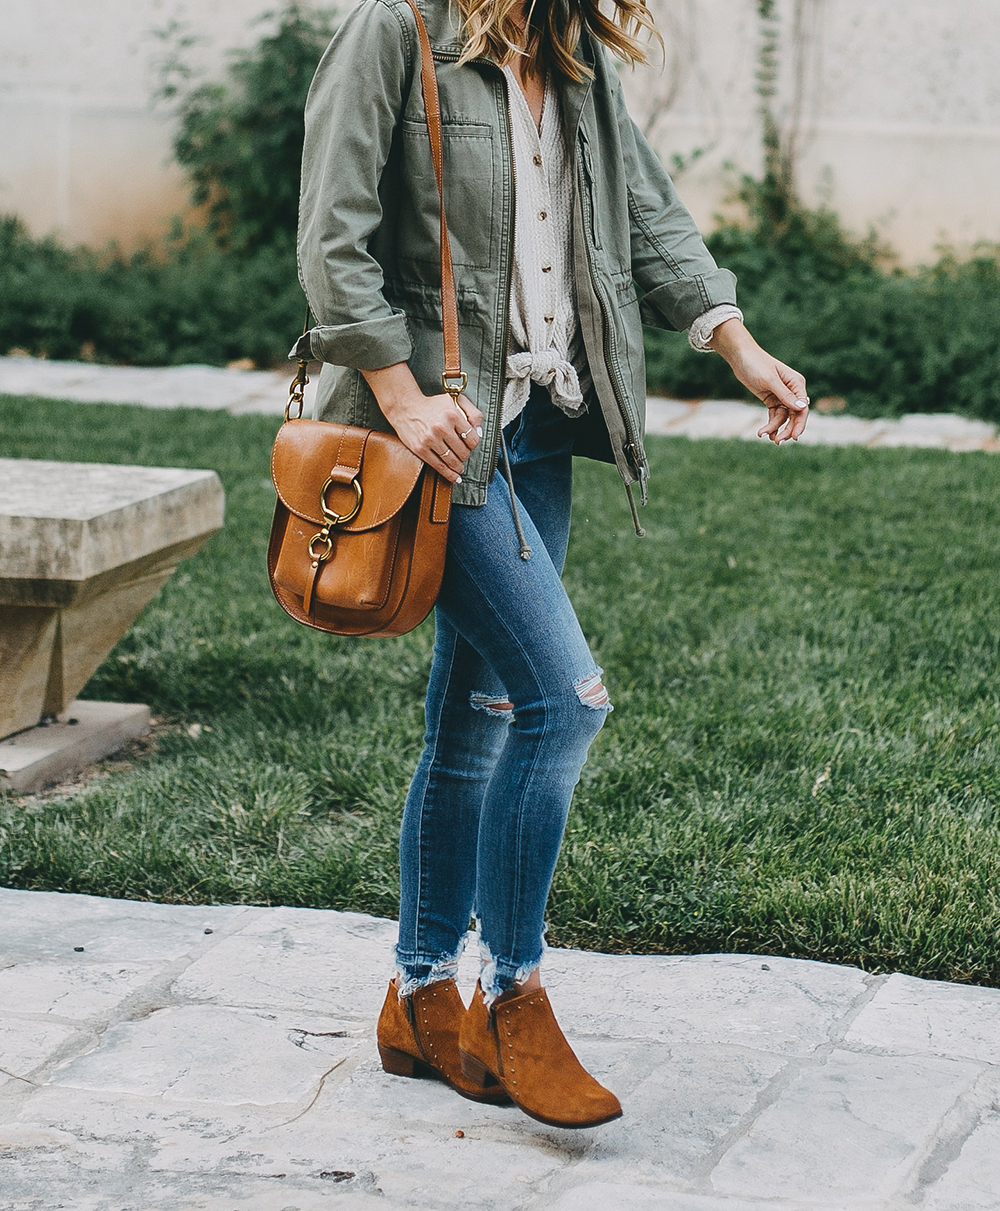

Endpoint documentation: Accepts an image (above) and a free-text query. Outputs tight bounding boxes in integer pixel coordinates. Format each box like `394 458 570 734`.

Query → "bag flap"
272 419 424 532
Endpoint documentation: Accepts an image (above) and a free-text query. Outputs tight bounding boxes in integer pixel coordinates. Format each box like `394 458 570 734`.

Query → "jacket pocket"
578 130 602 251
400 120 496 270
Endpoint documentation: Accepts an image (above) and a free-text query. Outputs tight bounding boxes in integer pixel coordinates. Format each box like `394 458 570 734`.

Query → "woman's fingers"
449 394 484 452
719 335 808 445
757 400 807 444
754 364 809 444
786 398 809 441
398 393 485 483
757 405 786 441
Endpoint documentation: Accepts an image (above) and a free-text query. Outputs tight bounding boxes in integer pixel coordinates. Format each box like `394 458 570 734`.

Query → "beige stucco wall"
2 0 999 261
0 0 279 249
624 0 1000 261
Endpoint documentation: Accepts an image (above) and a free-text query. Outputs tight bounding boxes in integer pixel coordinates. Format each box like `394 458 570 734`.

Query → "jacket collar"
410 0 466 55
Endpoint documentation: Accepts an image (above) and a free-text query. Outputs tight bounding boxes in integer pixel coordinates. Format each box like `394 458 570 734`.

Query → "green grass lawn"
3 395 1000 985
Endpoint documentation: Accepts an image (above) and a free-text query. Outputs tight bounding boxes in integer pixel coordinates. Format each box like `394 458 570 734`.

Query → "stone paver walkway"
3 356 999 452
1 887 998 1210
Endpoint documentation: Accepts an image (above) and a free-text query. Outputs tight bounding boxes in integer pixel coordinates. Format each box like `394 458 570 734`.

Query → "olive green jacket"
294 0 737 509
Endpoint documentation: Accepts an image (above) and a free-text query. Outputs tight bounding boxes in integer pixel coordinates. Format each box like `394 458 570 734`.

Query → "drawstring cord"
498 430 532 560
493 400 648 554
625 483 646 538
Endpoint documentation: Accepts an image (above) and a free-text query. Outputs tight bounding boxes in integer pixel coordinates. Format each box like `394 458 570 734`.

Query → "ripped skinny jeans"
395 386 612 1004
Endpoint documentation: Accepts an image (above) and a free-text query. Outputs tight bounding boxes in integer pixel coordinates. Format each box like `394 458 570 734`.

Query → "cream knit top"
501 66 588 428
501 67 741 429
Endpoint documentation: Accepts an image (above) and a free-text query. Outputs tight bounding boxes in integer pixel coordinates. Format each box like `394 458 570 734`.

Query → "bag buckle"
285 359 310 422
441 371 467 403
307 476 362 570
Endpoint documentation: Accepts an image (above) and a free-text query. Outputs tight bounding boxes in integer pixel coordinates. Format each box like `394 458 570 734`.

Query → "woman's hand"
362 363 483 483
709 318 809 445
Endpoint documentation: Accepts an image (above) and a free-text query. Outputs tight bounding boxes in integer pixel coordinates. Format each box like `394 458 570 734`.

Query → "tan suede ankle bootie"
376 979 509 1104
459 983 622 1128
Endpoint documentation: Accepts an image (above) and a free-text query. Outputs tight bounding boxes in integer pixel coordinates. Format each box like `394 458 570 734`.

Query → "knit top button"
533 154 542 166
541 265 552 273
544 314 554 323
538 211 547 220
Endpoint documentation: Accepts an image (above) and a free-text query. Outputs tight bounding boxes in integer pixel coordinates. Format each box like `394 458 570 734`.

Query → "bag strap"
403 0 466 404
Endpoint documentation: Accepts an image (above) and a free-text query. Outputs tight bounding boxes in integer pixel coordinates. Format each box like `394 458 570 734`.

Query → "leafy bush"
0 216 303 366
166 4 337 256
0 5 335 367
645 178 1000 421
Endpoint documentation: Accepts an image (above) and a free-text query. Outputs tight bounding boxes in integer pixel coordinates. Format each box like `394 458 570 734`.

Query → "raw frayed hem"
393 944 464 1000
475 922 547 1009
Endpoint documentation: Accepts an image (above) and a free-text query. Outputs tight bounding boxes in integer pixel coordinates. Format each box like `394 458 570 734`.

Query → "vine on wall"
754 0 827 236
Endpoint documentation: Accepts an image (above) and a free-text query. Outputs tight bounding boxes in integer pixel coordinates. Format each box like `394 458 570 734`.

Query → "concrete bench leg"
0 460 225 792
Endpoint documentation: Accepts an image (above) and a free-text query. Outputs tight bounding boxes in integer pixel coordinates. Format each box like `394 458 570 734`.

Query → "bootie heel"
459 982 622 1129
377 1042 437 1080
459 1050 497 1091
376 979 510 1104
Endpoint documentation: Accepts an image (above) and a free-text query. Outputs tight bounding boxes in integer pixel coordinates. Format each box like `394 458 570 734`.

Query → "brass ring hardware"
285 359 310 422
320 476 363 525
308 531 334 562
306 476 362 569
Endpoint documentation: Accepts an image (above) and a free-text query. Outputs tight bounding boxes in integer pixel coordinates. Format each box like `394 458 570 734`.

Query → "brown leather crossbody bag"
268 0 464 637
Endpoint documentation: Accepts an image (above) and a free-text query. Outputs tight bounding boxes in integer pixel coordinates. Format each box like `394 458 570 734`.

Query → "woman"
295 0 808 1129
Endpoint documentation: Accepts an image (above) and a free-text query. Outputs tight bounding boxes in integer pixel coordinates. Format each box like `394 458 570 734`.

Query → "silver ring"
460 427 473 439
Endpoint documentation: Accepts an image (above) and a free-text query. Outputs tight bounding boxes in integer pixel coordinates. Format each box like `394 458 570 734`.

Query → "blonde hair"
455 0 662 82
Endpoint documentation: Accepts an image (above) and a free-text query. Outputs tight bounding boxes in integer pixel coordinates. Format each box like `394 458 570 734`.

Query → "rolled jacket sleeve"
609 68 738 333
295 0 414 369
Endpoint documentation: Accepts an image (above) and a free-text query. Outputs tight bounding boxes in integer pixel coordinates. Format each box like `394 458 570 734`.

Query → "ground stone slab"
0 356 315 416
2 888 1000 1210
0 887 250 962
921 1091 1000 1211
541 949 869 1056
0 1018 80 1091
4 356 999 453
171 906 398 1019
845 971 1000 1066
0 957 161 1019
547 1188 796 1211
50 1004 362 1105
709 1049 981 1203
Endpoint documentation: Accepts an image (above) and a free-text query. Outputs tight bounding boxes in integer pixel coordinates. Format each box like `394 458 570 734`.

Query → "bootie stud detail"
459 983 622 1128
376 979 509 1104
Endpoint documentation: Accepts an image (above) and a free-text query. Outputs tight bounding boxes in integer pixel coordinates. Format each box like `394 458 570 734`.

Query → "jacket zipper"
490 66 517 479
577 145 648 522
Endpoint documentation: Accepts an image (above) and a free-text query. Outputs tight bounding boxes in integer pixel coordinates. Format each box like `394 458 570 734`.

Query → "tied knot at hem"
506 350 584 409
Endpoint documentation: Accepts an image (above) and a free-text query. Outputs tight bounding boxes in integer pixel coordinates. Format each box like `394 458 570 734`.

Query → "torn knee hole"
574 670 611 710
470 692 514 718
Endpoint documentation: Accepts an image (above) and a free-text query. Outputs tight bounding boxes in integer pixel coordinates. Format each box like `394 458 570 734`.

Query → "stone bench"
0 459 224 791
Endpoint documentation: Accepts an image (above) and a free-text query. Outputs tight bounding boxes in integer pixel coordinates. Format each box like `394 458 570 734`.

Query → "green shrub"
0 4 336 367
0 217 304 366
645 178 1000 421
167 4 337 256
